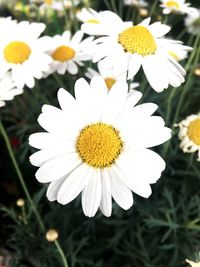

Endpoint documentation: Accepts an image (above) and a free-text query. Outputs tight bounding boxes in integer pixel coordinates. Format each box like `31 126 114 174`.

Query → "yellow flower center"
168 51 179 61
86 19 100 24
118 25 157 56
187 118 200 145
76 123 123 168
52 45 75 62
4 41 31 64
45 0 53 5
104 77 116 90
165 1 180 9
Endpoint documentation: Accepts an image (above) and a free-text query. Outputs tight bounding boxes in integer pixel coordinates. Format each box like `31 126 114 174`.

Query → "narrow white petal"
100 169 112 217
81 169 102 217
46 177 66 201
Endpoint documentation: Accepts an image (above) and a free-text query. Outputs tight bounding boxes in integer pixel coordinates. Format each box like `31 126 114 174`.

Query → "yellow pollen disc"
52 45 75 62
45 0 53 5
187 118 200 145
165 1 180 9
168 51 179 61
86 19 100 24
4 41 31 64
104 77 116 90
76 123 123 168
118 25 157 56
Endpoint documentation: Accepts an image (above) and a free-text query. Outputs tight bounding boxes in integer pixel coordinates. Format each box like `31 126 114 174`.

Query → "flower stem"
0 119 69 267
0 119 45 231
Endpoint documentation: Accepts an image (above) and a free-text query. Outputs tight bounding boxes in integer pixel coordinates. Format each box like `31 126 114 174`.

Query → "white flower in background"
185 8 200 36
45 31 93 76
82 13 191 92
77 8 132 35
29 77 171 217
160 0 195 15
39 0 79 11
166 39 189 61
0 21 52 89
0 72 23 107
85 61 139 91
124 0 148 7
177 113 200 161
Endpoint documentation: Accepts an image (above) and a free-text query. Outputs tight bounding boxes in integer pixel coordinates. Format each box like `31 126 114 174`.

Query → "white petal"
35 153 81 183
81 169 102 217
100 169 112 217
127 54 142 79
109 169 133 210
57 164 90 205
46 177 66 201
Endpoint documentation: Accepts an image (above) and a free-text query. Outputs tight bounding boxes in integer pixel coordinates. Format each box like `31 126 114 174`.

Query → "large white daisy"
29 77 171 217
160 0 195 15
177 113 200 161
0 20 52 89
85 61 139 91
45 30 93 76
82 13 191 92
185 8 200 36
0 72 23 108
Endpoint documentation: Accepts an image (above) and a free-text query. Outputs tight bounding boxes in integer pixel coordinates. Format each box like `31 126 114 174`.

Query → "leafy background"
0 0 200 266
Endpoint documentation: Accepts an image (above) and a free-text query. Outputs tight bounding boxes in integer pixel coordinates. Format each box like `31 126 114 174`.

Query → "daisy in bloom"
77 8 132 36
166 40 189 61
29 77 171 217
123 0 148 7
185 8 200 36
81 12 191 92
160 0 195 15
177 113 200 161
45 30 93 76
0 72 23 108
85 61 139 91
0 20 52 89
38 0 79 12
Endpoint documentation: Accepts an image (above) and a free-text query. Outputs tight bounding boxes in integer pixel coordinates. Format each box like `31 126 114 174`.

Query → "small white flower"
77 8 132 36
160 0 195 15
29 77 171 217
31 0 79 11
185 8 200 36
45 31 93 76
81 12 191 92
123 0 148 8
85 61 139 91
177 113 200 161
0 20 52 89
0 72 23 108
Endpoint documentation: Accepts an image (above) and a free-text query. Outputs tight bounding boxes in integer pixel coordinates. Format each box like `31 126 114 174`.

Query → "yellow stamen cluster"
118 25 157 56
104 77 116 90
52 45 75 62
165 1 180 9
76 123 123 168
4 41 31 64
187 118 200 145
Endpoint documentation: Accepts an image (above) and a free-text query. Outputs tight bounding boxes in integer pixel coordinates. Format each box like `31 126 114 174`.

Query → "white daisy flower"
166 39 189 61
177 113 200 161
29 77 171 217
45 30 93 76
82 13 191 92
77 8 132 36
0 20 52 89
160 0 195 15
124 0 148 7
85 61 139 90
185 8 200 36
0 72 23 108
